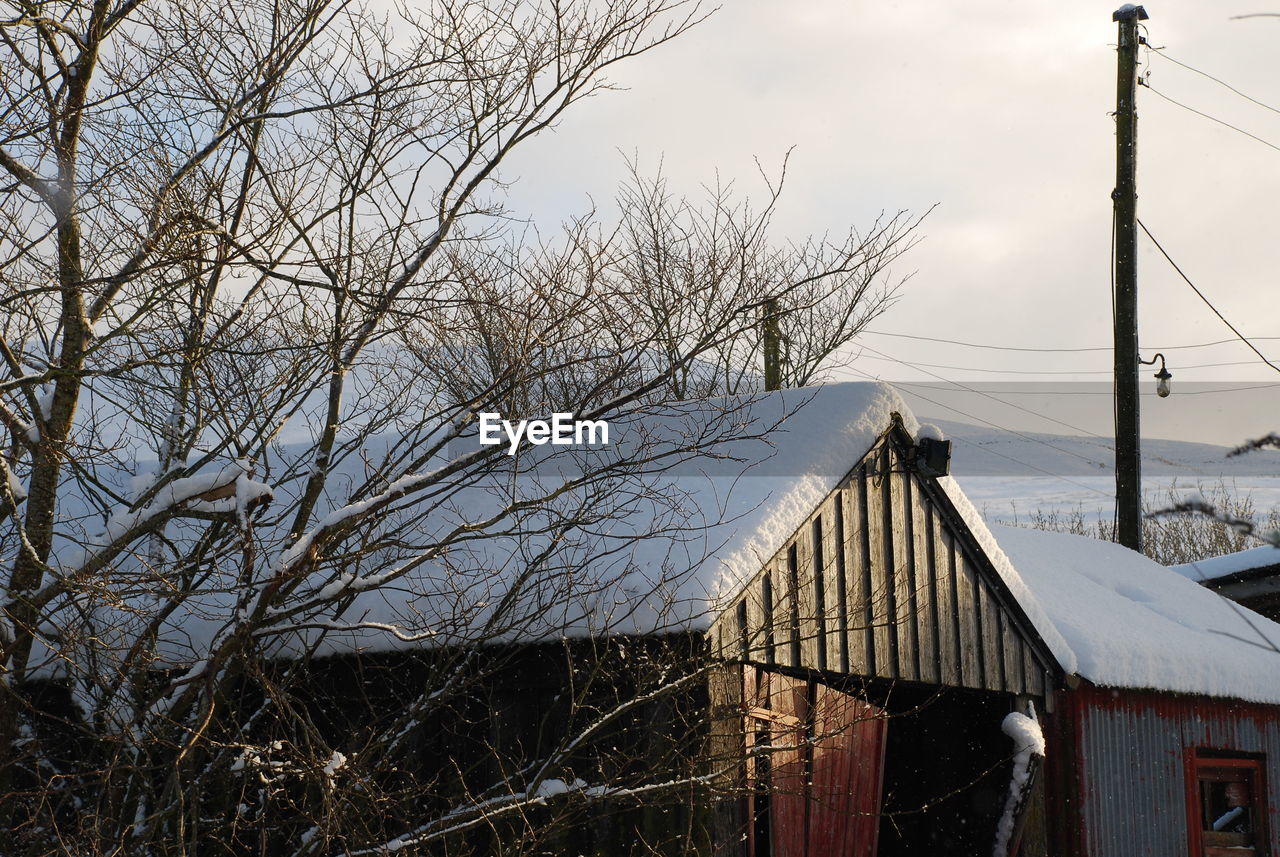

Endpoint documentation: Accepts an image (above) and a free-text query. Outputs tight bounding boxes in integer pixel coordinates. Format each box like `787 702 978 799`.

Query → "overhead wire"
1147 48 1280 117
865 373 1231 482
855 354 1271 376
854 342 1113 450
890 383 1280 396
854 347 1225 475
862 330 1110 353
847 47 1278 502
846 368 1116 498
1143 84 1280 155
861 329 1280 353
1137 219 1280 376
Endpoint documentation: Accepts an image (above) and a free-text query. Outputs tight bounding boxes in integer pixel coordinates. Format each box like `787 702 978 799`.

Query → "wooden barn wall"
711 431 1054 699
1066 684 1280 857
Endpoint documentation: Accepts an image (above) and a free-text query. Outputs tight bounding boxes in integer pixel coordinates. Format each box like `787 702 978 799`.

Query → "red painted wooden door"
807 682 886 857
769 673 809 857
744 668 887 857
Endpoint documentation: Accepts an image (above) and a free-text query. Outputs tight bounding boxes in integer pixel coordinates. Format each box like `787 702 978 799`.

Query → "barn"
24 381 1280 856
699 384 1280 857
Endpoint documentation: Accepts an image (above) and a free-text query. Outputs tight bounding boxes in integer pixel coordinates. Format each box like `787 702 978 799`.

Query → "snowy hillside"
927 417 1280 477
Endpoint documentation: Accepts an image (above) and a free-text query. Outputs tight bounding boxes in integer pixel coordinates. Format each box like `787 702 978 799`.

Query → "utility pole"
1112 4 1147 552
763 296 782 391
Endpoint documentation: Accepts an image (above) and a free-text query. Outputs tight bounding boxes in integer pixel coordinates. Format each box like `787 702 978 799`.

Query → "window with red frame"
1189 753 1267 857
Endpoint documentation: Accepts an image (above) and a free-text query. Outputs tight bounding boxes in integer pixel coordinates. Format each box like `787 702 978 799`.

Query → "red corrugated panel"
744 668 888 857
807 683 886 857
1067 684 1280 857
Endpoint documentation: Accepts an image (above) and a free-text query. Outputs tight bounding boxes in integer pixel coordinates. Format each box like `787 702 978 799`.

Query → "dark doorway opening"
873 684 1016 856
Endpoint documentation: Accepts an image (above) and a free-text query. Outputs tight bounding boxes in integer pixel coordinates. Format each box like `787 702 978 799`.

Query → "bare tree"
1016 480 1280 566
609 157 928 399
0 1 926 854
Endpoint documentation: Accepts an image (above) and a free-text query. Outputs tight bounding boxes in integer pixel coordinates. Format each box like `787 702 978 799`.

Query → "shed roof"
57 382 920 671
1168 545 1280 584
59 378 1280 708
965 516 1280 705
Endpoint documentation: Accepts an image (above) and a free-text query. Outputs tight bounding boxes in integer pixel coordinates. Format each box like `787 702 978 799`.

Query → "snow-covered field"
923 416 1280 525
956 475 1280 524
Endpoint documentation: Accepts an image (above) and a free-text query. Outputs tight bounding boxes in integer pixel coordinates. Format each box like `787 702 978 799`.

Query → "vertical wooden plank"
785 547 803 669
1024 643 1043 699
832 491 852 674
818 510 841 674
760 571 776 666
708 664 747 857
885 450 916 685
814 511 834 670
891 454 919 682
794 525 821 671
934 518 962 687
852 469 876 676
1004 619 1024 696
1019 750 1051 857
956 546 983 688
912 478 939 685
981 582 1004 692
865 452 893 679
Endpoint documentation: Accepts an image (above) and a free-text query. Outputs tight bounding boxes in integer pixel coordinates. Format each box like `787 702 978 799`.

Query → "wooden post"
1112 4 1147 552
763 297 782 391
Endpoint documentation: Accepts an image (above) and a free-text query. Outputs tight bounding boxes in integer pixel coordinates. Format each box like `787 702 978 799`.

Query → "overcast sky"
499 1 1280 446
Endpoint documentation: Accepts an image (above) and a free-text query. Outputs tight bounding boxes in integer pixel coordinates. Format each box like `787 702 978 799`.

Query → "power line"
876 378 1226 475
1148 48 1280 117
888 383 1280 396
1138 218 1280 376
1144 83 1280 155
855 354 1269 376
847 368 1115 497
855 343 1113 449
861 329 1280 354
862 330 1109 353
1160 383 1280 395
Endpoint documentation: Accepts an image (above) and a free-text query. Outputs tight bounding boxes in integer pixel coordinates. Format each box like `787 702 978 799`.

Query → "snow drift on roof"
990 524 1280 705
47 381 916 670
1169 545 1280 584
935 476 1077 674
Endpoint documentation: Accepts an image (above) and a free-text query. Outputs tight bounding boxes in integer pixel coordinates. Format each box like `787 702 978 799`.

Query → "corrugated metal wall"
1072 685 1280 856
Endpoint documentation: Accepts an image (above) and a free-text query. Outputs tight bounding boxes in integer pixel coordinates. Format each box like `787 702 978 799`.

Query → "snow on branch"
254 619 438 644
331 767 729 857
65 461 272 576
1150 494 1280 548
276 465 451 575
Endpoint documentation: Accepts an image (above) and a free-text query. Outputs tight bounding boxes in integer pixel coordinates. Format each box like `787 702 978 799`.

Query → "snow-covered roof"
66 382 917 669
39 373 1280 705
969 517 1280 705
1169 545 1280 584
